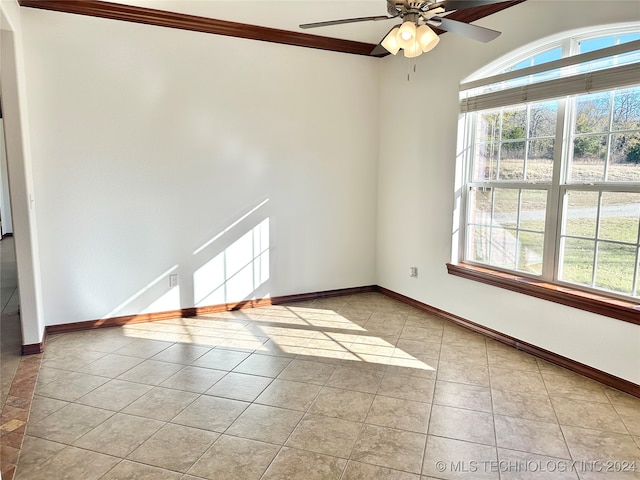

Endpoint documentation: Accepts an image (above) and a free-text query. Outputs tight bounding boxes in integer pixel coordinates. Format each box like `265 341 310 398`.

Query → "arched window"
458 27 640 300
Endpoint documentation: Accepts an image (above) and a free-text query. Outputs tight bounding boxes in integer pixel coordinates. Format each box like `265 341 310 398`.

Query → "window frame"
456 28 640 310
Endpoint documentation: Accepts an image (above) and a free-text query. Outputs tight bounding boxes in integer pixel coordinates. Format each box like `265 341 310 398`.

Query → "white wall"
20 7 379 326
377 0 640 383
0 2 46 345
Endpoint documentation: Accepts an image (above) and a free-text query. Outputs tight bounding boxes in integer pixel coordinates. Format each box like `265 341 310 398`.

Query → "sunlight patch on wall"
141 286 180 314
194 218 270 306
102 265 178 319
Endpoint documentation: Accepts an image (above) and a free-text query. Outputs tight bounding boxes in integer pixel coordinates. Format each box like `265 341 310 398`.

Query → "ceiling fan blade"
370 43 390 56
431 17 501 42
428 0 513 11
300 16 394 29
370 25 399 56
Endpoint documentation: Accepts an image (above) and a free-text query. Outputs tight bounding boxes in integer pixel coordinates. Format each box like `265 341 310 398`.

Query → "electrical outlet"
169 274 178 288
410 267 418 277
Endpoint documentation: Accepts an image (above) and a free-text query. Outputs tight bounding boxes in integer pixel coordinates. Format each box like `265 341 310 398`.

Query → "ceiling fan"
300 0 508 58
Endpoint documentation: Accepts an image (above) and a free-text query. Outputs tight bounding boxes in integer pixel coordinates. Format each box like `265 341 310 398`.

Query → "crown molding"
18 0 525 57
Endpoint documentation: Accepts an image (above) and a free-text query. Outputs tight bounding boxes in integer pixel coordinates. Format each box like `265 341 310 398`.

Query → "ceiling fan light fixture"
396 20 417 49
381 27 401 55
417 24 440 53
403 40 422 58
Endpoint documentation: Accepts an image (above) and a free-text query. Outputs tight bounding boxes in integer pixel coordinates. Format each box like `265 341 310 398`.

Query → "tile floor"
1 236 21 406
10 293 640 479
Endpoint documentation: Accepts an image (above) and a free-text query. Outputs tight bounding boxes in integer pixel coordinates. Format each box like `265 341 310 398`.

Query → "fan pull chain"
407 58 418 82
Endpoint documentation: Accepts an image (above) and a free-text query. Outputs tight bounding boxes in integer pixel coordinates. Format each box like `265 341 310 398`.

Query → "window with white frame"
460 28 640 300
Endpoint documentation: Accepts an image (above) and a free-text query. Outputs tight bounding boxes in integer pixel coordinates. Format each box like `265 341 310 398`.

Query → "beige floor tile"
255 379 322 411
349 342 396 357
159 365 226 393
385 358 438 379
14 436 66 480
561 425 640 461
305 338 351 353
122 386 199 421
41 349 106 371
149 343 211 364
101 460 182 480
127 423 219 472
15 292 639 480
286 413 362 458
497 449 579 480
191 348 250 370
429 405 495 446
437 361 490 387
486 343 539 373
35 371 110 401
226 403 303 444
78 353 145 378
73 412 163 457
255 339 301 357
434 381 492 413
116 359 184 385
441 327 486 348
171 395 249 432
394 338 441 362
325 365 385 394
34 366 69 386
205 372 273 402
439 344 488 366
489 367 546 395
342 460 420 480
404 313 444 330
351 424 426 474
28 395 69 423
261 446 347 480
352 333 399 347
216 337 268 351
17 446 120 480
377 373 435 403
76 379 152 411
541 372 609 403
561 426 640 479
491 389 557 423
27 403 114 444
551 396 628 433
277 359 337 385
364 323 404 338
422 435 499 479
232 354 292 377
604 388 640 409
188 435 280 480
309 387 374 422
365 395 431 434
399 326 439 342
615 404 640 435
494 415 570 459
113 339 174 358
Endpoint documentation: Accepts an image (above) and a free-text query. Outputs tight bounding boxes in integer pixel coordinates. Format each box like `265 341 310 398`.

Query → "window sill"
446 263 640 325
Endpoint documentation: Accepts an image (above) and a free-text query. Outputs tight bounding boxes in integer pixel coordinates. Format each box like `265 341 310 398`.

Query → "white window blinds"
460 39 640 113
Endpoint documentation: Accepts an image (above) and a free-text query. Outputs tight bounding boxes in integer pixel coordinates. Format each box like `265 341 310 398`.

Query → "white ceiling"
112 0 401 44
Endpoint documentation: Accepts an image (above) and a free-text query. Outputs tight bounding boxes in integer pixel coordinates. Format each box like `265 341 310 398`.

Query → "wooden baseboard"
376 286 640 398
45 285 377 335
22 339 45 355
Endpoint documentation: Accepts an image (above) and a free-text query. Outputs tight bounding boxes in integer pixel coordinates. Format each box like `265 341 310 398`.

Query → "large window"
460 29 640 301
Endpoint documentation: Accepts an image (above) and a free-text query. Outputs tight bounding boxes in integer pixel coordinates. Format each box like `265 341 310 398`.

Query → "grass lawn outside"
468 160 640 297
